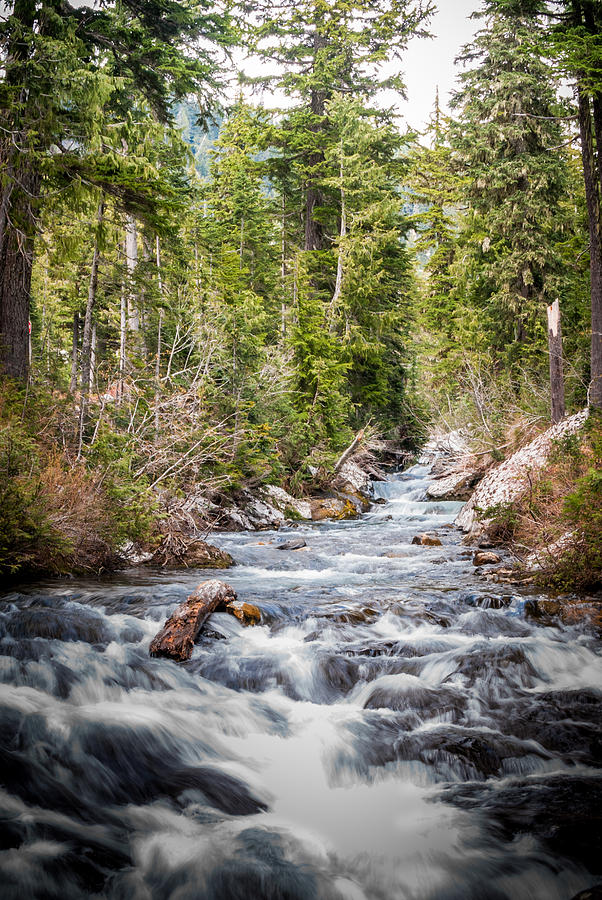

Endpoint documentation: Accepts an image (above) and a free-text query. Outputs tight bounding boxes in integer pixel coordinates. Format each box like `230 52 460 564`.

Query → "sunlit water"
1 465 601 899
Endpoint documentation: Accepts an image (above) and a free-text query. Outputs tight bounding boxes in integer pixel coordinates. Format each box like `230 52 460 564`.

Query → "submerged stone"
412 533 442 547
473 550 501 566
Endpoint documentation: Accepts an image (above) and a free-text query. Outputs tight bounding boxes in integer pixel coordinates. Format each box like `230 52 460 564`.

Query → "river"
0 465 601 899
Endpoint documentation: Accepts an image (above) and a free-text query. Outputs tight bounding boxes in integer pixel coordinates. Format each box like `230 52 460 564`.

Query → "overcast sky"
397 0 482 131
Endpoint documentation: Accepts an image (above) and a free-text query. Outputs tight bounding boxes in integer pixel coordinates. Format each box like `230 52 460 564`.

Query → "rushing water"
1 465 601 900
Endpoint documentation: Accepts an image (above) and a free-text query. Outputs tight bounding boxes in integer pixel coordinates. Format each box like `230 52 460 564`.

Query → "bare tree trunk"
155 307 163 442
90 323 97 389
333 428 365 474
125 213 140 333
281 194 287 335
156 234 163 294
69 312 79 394
547 299 565 424
577 83 602 409
78 199 104 457
118 283 127 407
304 31 327 252
329 140 346 328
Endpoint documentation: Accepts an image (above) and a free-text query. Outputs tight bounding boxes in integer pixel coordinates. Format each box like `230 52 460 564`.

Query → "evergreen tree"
451 0 570 374
0 0 234 380
546 0 602 408
250 0 432 252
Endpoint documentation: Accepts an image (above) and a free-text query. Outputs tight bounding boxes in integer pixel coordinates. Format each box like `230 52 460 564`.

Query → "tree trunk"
547 299 565 424
0 0 38 382
90 323 97 389
69 311 79 393
78 200 104 456
118 283 127 407
125 213 140 333
329 140 346 328
304 31 327 252
155 307 163 442
582 2 602 197
577 83 602 409
0 161 40 381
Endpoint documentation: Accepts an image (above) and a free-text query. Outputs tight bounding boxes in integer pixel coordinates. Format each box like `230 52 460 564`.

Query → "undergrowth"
0 385 156 579
486 413 602 592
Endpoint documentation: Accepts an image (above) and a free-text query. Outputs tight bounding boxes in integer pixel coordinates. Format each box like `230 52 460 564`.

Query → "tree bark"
69 311 79 394
577 83 602 409
547 299 565 424
149 580 237 661
125 213 140 333
155 307 163 441
78 200 104 456
333 428 365 474
118 281 127 407
304 31 327 252
329 140 346 328
0 0 38 381
0 161 39 381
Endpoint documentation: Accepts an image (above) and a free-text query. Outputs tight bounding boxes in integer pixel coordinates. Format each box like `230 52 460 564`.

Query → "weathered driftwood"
149 579 237 661
333 428 364 475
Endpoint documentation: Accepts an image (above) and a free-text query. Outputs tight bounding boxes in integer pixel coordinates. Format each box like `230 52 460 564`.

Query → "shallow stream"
1 466 601 899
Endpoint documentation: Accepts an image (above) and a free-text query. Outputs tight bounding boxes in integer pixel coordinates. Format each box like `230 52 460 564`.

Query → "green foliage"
545 418 602 590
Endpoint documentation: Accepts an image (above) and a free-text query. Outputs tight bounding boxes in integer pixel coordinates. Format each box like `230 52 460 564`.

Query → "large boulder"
332 459 373 497
152 535 234 569
261 484 312 520
455 410 589 541
426 464 486 501
311 497 358 521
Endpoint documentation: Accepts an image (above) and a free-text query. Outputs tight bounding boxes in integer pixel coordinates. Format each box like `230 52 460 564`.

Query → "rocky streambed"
0 463 600 899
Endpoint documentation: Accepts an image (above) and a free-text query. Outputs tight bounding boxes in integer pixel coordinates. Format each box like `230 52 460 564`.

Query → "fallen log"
149 579 237 661
333 428 364 475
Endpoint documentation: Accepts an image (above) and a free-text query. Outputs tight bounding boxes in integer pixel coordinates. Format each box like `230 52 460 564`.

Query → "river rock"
262 484 312 520
276 538 307 550
149 580 237 661
473 551 501 566
332 459 373 497
525 598 562 619
152 535 234 569
311 497 357 521
227 601 262 625
455 409 589 541
412 533 442 547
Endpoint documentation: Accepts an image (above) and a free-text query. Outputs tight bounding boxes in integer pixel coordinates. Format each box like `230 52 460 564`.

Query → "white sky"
390 0 483 132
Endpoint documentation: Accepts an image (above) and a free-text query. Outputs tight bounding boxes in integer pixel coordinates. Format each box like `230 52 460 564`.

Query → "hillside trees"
0 0 234 381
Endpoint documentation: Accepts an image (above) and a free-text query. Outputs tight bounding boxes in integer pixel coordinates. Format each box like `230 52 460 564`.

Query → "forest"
2 3 602 899
0 0 600 583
